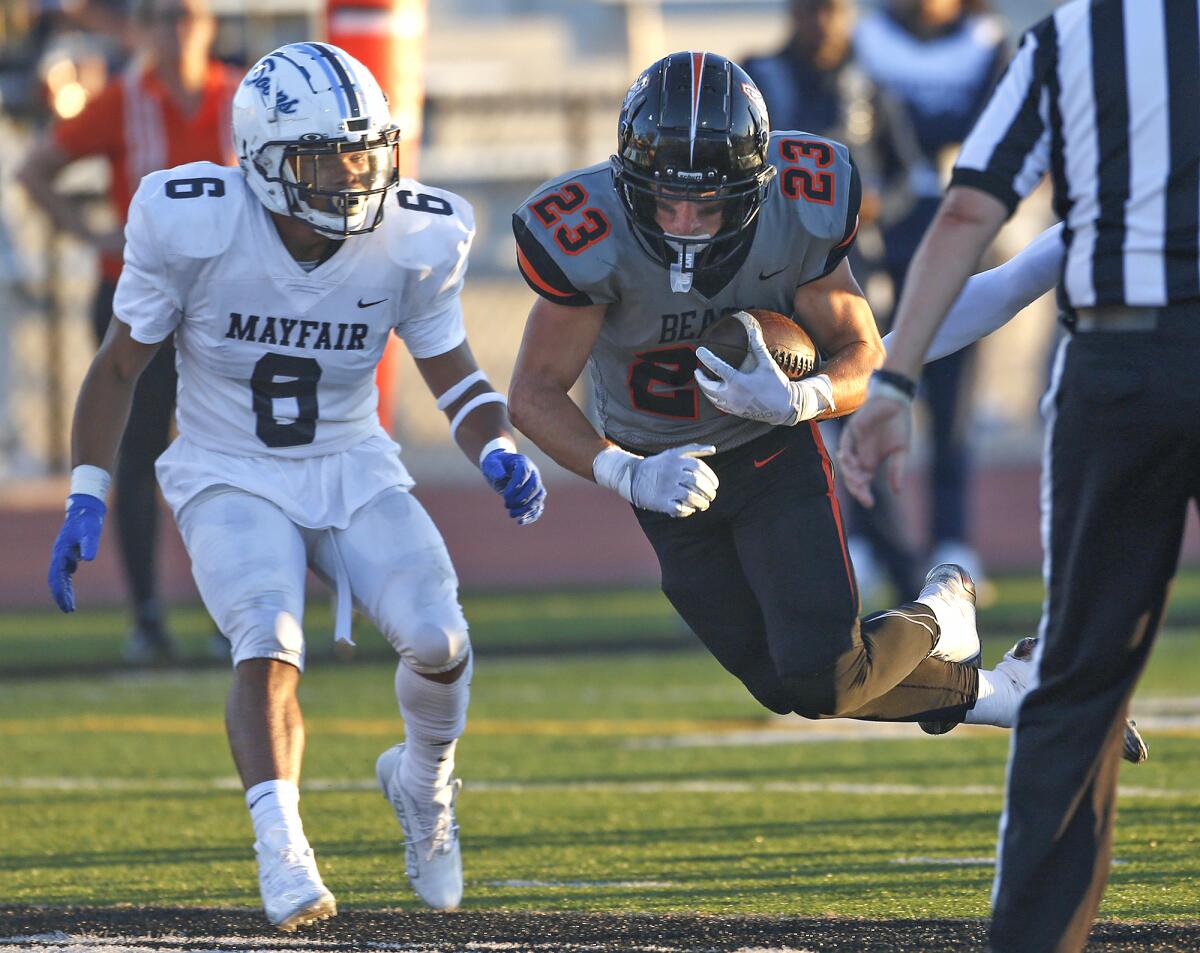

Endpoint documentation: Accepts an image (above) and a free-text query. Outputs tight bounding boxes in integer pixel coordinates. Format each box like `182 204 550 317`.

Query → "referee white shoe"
915 563 982 665
255 841 336 932
376 743 463 911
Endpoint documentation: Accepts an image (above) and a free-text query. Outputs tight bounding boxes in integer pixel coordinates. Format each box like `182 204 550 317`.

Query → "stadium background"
0 0 1197 603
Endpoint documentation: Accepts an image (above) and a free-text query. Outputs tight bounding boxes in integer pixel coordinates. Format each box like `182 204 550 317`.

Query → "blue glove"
48 493 106 613
481 450 546 525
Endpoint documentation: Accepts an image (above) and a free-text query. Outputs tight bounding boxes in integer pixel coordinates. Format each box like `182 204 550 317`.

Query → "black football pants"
92 280 177 627
634 423 978 721
989 310 1200 953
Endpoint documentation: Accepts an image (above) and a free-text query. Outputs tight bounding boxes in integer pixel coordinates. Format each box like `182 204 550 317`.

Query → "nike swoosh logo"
357 297 388 308
753 447 786 469
758 266 788 281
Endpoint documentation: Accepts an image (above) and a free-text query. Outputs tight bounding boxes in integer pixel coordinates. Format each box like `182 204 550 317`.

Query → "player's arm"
510 298 718 519
879 186 1012 378
791 256 884 418
508 297 609 480
883 222 1064 362
693 257 883 425
16 134 124 256
415 342 545 525
48 318 162 612
838 185 1009 506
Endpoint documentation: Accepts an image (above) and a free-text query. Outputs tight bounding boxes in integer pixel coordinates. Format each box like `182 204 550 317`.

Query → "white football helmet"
232 42 400 236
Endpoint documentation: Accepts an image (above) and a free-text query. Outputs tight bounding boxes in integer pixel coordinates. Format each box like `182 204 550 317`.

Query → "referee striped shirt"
951 0 1200 308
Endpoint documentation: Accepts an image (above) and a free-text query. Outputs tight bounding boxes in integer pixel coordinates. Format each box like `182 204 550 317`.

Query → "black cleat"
1122 719 1148 764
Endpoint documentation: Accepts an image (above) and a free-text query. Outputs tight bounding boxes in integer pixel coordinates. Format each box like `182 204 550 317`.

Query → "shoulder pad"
129 163 247 260
512 162 621 307
383 179 476 271
765 131 859 245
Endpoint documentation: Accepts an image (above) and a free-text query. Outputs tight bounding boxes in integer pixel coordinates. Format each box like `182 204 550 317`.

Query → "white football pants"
177 485 469 673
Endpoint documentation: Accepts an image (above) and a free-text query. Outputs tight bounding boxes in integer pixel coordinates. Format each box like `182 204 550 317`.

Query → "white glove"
694 311 834 426
593 443 719 518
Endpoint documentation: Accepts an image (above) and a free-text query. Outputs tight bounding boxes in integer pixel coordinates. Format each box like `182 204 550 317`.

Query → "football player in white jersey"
46 43 546 931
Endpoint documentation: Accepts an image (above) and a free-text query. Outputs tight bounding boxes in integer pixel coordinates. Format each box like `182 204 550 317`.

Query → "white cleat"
255 841 336 932
982 640 1148 763
376 743 463 911
916 563 981 665
993 635 1039 698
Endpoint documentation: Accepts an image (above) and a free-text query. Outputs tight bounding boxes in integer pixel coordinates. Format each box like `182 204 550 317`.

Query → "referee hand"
838 396 912 508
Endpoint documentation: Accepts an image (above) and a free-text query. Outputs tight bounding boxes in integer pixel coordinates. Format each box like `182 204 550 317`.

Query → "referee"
838 1 1198 950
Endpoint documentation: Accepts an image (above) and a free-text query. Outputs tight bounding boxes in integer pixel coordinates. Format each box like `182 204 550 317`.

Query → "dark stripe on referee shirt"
978 23 1057 213
1165 0 1200 301
1091 0 1130 304
1042 14 1071 292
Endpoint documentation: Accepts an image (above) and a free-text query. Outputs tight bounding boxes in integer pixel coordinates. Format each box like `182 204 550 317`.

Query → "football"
698 309 818 380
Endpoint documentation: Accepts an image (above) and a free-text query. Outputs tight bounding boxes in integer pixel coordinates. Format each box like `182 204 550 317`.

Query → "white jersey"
113 161 474 526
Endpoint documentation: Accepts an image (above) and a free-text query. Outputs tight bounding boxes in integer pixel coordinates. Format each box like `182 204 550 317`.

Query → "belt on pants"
1073 305 1159 332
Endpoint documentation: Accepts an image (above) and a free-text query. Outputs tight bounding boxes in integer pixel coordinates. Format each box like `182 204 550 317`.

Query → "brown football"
698 309 818 380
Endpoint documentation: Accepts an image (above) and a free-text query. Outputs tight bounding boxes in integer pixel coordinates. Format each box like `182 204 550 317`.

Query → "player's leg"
635 503 797 715
821 419 923 603
313 487 469 911
89 280 175 663
923 347 992 599
176 486 335 931
990 332 1188 953
729 424 977 719
115 338 178 662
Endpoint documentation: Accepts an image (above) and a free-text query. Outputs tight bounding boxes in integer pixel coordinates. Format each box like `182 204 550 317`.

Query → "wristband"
69 465 111 504
478 436 518 467
869 368 918 405
435 370 489 411
787 373 836 424
448 392 507 440
592 445 641 503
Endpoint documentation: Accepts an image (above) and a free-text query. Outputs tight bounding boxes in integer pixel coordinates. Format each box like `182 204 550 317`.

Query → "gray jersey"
513 131 860 453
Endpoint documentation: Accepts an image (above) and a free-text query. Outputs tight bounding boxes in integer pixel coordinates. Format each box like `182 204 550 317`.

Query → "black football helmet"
611 51 776 287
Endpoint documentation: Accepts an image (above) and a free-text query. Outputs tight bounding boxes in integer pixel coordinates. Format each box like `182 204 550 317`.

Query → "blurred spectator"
743 0 926 603
16 0 239 662
854 0 1007 600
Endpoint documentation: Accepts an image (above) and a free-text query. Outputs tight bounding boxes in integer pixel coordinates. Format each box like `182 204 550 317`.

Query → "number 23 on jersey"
528 183 611 255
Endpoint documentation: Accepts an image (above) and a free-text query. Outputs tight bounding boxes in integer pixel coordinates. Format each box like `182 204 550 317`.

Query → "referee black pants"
634 423 978 722
990 309 1200 953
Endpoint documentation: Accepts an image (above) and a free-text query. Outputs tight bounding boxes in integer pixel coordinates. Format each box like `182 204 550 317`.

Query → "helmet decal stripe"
272 51 320 94
689 50 705 166
300 42 361 119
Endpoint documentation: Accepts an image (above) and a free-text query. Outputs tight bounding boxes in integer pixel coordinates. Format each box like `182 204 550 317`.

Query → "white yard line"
0 776 1194 800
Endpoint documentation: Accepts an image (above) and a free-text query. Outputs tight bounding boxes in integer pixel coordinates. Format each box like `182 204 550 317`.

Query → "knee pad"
399 611 470 674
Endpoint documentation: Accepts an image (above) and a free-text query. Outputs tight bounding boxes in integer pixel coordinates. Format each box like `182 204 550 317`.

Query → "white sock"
965 670 1017 728
246 779 308 851
395 654 472 803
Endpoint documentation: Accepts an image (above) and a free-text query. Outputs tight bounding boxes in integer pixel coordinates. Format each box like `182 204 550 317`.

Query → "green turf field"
1 581 1198 922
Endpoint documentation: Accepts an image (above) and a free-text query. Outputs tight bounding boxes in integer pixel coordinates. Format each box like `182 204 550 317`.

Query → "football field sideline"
3 908 1200 953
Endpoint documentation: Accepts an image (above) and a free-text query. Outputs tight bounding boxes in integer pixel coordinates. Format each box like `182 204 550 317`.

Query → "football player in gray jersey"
511 51 1046 743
